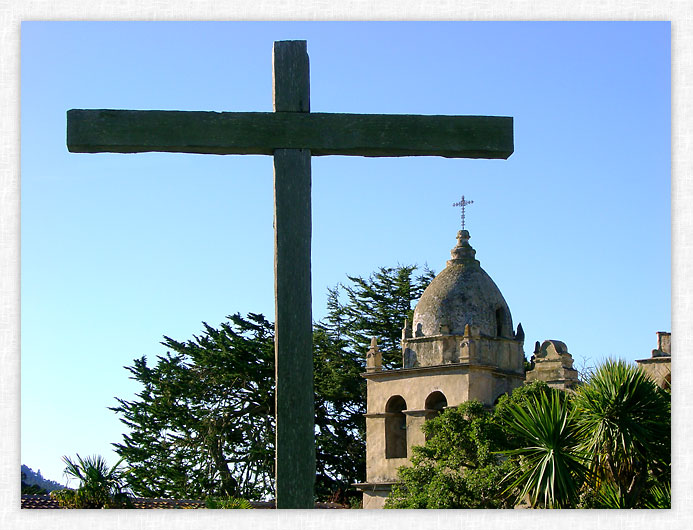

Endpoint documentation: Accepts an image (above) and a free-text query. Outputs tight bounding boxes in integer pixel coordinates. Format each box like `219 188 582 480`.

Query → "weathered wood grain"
272 41 315 510
273 40 310 113
67 110 513 159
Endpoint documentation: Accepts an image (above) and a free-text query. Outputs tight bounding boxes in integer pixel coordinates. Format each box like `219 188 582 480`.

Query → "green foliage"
205 495 253 509
386 401 513 509
111 265 431 502
639 481 671 509
111 313 275 500
50 488 78 508
498 389 587 508
578 476 671 509
311 327 366 498
386 383 552 509
493 380 552 441
386 372 670 510
348 496 363 509
573 359 670 508
321 265 435 369
21 471 48 495
57 454 132 508
21 482 48 495
51 488 133 509
496 361 670 509
313 264 434 496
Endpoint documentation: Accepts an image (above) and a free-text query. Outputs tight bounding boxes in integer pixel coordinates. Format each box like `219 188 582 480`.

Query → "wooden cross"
66 40 513 508
453 195 475 230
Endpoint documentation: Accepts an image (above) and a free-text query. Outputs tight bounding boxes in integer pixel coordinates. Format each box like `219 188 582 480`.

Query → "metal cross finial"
452 195 474 230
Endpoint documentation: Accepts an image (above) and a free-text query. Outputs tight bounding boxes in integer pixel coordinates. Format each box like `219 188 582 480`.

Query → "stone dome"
412 230 514 339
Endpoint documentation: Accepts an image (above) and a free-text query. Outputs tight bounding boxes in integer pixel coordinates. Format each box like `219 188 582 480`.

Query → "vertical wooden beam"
272 40 315 509
273 40 310 113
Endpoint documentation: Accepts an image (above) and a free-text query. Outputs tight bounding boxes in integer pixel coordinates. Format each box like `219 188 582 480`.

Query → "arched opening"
385 395 407 459
425 391 448 422
493 391 509 406
424 391 448 441
495 307 504 337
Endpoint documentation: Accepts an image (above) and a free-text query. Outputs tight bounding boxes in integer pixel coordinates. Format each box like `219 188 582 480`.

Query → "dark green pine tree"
311 327 366 500
110 313 276 500
321 265 436 369
312 264 435 499
111 265 434 502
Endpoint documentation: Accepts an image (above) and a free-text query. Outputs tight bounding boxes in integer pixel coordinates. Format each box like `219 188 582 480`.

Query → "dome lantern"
411 229 515 346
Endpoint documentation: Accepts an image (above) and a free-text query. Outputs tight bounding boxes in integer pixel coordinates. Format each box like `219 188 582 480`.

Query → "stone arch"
493 391 509 406
424 391 448 441
385 395 407 459
425 391 448 421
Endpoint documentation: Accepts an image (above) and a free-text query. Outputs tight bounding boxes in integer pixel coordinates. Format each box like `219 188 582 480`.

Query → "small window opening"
385 395 407 459
495 308 504 337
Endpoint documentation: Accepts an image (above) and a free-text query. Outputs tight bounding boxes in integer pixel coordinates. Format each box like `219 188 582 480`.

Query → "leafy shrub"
59 454 133 508
205 496 253 509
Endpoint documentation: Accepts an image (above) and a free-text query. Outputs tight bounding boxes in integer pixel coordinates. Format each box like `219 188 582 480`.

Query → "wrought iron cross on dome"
66 40 514 508
453 195 474 230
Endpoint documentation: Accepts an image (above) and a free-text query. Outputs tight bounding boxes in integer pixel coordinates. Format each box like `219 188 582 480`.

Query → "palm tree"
499 389 588 508
573 359 670 508
62 454 131 508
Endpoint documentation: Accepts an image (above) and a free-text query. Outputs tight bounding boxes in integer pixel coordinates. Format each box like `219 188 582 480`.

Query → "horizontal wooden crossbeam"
67 109 513 159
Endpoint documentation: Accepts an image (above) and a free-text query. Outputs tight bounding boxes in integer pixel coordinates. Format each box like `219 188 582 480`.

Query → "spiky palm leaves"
61 454 130 508
500 359 670 509
500 389 587 508
573 359 670 508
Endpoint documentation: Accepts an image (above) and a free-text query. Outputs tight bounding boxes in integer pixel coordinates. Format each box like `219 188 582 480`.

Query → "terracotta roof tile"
21 495 347 509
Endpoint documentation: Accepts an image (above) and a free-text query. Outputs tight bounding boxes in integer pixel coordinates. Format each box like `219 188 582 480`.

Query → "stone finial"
448 229 478 264
652 331 671 357
366 337 382 372
515 322 525 343
402 318 413 340
534 340 572 366
525 340 578 390
459 332 477 363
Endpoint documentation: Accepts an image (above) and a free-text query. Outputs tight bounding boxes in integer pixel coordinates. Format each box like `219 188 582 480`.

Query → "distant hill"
21 465 66 493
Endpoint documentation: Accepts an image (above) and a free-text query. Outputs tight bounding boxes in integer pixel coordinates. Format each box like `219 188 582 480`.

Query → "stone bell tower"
354 229 526 509
636 331 671 389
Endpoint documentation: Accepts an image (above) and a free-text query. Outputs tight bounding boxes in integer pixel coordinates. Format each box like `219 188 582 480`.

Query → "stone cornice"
361 362 524 381
364 412 394 419
402 408 428 417
635 357 671 364
403 333 519 345
352 481 398 492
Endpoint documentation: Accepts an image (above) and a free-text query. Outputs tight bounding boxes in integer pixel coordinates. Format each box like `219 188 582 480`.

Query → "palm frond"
499 389 587 508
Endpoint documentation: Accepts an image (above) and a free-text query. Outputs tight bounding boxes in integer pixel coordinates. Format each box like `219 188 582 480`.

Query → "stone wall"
636 331 671 388
525 340 579 390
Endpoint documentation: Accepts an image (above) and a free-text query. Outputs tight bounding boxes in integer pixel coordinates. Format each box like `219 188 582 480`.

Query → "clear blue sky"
21 21 670 485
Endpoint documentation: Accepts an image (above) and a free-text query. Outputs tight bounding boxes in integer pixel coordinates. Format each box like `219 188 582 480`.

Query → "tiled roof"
21 494 346 509
21 495 61 509
21 495 205 509
132 497 206 509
